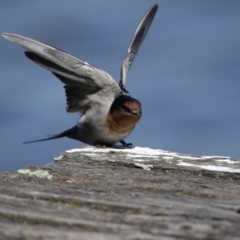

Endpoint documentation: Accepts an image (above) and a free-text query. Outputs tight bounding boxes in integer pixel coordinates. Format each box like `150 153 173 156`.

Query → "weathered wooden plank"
0 146 240 239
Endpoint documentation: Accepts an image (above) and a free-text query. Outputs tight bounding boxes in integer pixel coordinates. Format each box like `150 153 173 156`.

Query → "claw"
120 140 133 148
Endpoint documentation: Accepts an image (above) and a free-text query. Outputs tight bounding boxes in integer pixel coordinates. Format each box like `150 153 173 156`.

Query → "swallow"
2 4 158 147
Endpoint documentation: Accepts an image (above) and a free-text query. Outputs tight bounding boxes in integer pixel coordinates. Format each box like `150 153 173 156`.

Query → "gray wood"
0 146 240 240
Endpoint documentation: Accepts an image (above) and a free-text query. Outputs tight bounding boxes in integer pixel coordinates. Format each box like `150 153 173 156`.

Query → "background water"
1 0 240 171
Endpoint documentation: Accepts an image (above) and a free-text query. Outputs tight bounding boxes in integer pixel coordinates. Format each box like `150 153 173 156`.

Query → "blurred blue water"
1 1 240 171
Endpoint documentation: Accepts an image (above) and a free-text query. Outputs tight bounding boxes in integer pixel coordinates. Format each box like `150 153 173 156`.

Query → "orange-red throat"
106 95 142 134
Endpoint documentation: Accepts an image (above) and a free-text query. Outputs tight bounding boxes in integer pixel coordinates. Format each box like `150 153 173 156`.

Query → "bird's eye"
120 105 129 112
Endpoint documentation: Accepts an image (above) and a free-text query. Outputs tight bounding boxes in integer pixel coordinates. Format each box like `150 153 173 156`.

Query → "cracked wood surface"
0 146 240 240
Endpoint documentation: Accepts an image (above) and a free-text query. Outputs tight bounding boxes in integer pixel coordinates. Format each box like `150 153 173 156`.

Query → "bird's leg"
120 140 133 148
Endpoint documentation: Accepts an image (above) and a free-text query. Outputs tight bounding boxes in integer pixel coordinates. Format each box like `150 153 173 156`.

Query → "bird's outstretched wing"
119 4 158 92
2 33 121 113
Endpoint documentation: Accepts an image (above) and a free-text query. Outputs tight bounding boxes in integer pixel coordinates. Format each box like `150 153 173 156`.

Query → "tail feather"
23 126 78 144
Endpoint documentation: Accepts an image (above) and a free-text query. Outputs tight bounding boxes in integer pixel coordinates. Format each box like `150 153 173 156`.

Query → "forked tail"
23 126 78 144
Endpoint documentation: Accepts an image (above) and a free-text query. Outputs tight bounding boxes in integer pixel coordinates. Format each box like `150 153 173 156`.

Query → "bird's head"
106 95 142 134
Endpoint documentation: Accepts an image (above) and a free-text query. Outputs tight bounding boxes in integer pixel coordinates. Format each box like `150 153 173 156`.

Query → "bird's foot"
93 141 133 149
120 140 133 148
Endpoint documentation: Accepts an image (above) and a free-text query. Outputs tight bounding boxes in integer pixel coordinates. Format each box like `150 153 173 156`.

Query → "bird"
2 4 158 148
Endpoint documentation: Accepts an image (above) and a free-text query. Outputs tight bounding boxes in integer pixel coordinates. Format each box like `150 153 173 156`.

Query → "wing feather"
119 4 158 90
2 33 121 112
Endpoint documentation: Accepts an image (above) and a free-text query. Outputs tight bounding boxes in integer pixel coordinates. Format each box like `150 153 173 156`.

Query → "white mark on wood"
54 155 63 161
162 156 174 160
200 165 240 173
177 162 240 173
132 159 145 162
64 146 239 173
177 162 195 167
134 163 153 171
215 159 237 164
201 155 230 159
17 169 53 180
